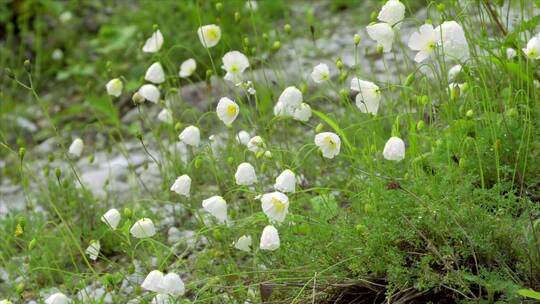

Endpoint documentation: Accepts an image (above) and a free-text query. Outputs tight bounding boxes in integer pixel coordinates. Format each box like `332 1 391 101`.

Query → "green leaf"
86 95 119 125
310 194 338 221
517 289 540 300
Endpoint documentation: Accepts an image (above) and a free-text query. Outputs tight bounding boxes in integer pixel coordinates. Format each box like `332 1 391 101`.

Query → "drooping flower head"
170 175 191 197
377 0 405 26
234 235 252 252
435 21 469 61
179 58 197 78
202 196 228 223
261 191 290 223
130 218 156 238
101 208 121 230
274 169 296 193
179 125 200 147
523 35 540 60
161 273 185 296
145 62 165 84
45 292 70 304
235 162 257 186
314 132 341 159
142 30 164 53
366 23 395 53
68 138 84 158
383 137 405 161
85 240 100 261
310 63 330 83
197 24 221 48
260 225 280 251
138 84 161 103
106 78 123 97
236 130 251 146
216 97 240 125
275 86 303 117
350 78 381 115
222 51 250 84
408 24 439 63
293 103 312 122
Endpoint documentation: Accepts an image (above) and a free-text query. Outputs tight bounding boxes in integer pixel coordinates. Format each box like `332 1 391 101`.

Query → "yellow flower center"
207 28 218 40
427 41 436 50
230 64 239 73
226 104 237 116
324 136 336 149
272 197 286 212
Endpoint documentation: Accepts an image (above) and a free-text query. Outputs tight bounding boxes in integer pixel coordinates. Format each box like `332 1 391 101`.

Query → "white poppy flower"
350 78 381 115
142 30 164 53
260 191 289 223
178 125 200 147
314 132 341 159
141 270 165 293
377 0 405 26
310 63 330 83
274 169 295 193
68 138 84 157
506 48 517 59
45 292 70 304
105 78 123 97
151 294 171 304
130 218 156 238
101 208 121 230
522 36 540 60
260 225 280 251
435 21 469 61
235 162 257 186
293 103 312 122
202 196 228 223
245 0 258 11
162 273 185 296
145 62 165 84
234 235 252 252
236 130 251 146
85 240 100 261
157 108 173 124
383 137 405 161
216 97 240 125
408 23 439 63
277 86 303 116
170 175 191 197
138 84 161 103
179 58 197 78
222 51 250 84
366 23 394 53
448 64 462 81
197 24 221 48
247 136 264 153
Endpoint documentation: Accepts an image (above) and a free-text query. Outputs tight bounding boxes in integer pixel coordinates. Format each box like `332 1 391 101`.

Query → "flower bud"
123 207 132 219
339 88 349 99
335 58 344 70
376 44 384 54
194 157 202 168
272 41 281 51
234 11 241 22
55 167 62 180
465 109 474 118
243 37 249 46
264 150 272 158
437 3 446 12
416 120 425 131
353 34 361 45
24 59 31 73
19 147 26 161
262 33 268 41
404 73 415 86
132 92 145 105
215 2 223 11
284 23 291 34
16 282 25 294
28 238 37 250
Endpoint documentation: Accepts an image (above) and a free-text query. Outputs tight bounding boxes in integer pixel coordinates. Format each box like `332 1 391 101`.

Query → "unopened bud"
404 73 415 86
465 109 474 118
55 167 62 180
215 2 223 11
234 11 241 22
315 123 324 133
416 120 425 131
376 44 384 54
24 59 31 73
283 23 291 34
335 58 344 70
353 34 361 45
19 147 26 161
272 41 281 51
132 92 145 104
123 207 132 219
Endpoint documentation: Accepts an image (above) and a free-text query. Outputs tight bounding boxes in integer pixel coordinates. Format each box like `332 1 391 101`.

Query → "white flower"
235 163 257 186
260 191 289 223
0 300 13 304
245 0 258 11
216 97 240 125
234 235 252 252
522 36 540 60
101 208 121 230
179 58 197 78
377 0 405 26
366 22 394 53
138 84 161 103
178 125 200 147
310 63 330 83
448 64 462 81
260 225 280 251
52 48 63 61
202 196 228 223
222 51 250 84
314 132 341 159
408 23 439 63
274 169 295 193
435 21 469 61
236 130 251 146
293 103 312 122
350 78 381 115
247 136 264 153
383 137 405 161
197 24 221 48
106 78 123 97
143 30 164 53
141 270 165 293
277 86 303 116
45 292 70 304
85 240 100 261
130 218 156 238
170 175 191 197
151 294 171 304
145 62 165 84
161 273 185 296
506 48 517 59
157 109 173 124
68 138 84 157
